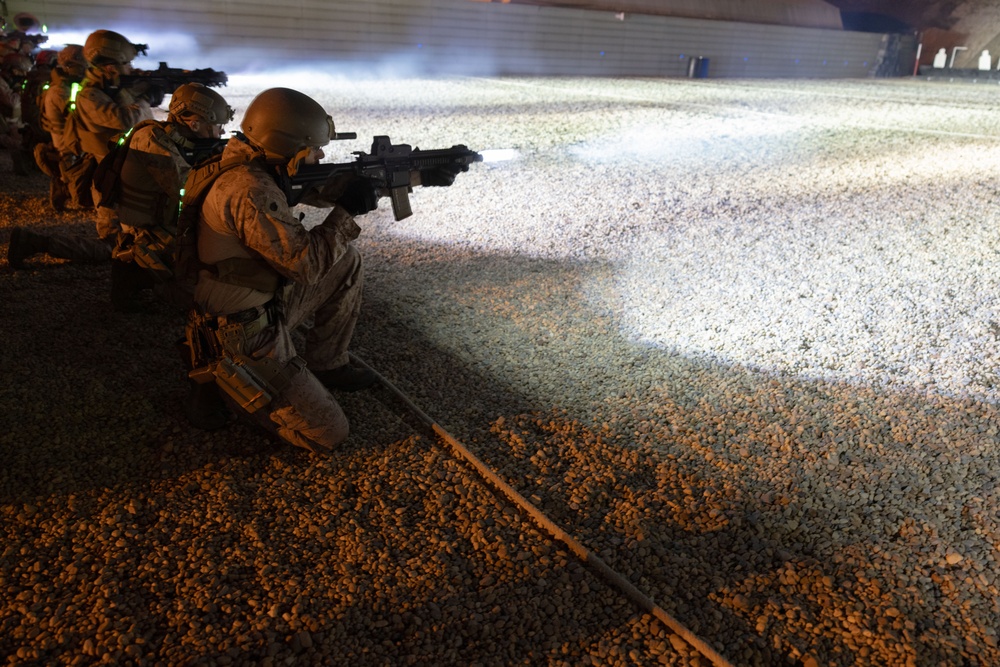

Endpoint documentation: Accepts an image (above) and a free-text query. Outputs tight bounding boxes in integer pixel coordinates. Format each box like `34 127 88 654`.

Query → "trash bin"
687 56 710 79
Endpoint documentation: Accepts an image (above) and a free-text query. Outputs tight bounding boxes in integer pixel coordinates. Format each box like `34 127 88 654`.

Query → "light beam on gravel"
603 204 1000 403
568 117 806 163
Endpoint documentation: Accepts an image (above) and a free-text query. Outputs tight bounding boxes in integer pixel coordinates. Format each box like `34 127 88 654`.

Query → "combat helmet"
2 31 24 53
241 87 335 160
83 29 136 66
55 44 86 77
169 82 234 125
1 52 31 77
33 49 59 68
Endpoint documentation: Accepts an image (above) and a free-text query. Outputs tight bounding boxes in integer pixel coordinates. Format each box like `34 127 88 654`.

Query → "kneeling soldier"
104 82 232 311
183 88 380 454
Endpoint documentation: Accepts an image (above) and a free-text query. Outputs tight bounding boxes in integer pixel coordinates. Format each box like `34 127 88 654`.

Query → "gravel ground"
3 75 1000 666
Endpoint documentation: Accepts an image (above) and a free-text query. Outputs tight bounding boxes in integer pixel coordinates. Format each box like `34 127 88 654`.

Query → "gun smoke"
40 22 518 78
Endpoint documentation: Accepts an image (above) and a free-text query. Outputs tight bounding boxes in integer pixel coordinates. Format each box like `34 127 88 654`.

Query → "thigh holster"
186 304 304 413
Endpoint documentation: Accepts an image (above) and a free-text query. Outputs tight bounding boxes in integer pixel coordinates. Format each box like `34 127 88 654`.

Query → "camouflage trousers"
39 231 113 263
240 244 364 453
59 154 96 210
33 143 70 210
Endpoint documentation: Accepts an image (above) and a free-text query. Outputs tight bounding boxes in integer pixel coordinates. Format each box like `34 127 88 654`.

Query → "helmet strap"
165 122 196 150
285 146 314 178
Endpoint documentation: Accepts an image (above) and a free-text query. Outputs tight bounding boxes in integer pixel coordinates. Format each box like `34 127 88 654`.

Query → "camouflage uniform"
74 67 152 161
118 120 193 230
20 65 49 150
112 119 207 298
36 65 74 210
193 137 364 451
5 65 154 269
0 74 21 152
40 67 74 152
73 65 153 239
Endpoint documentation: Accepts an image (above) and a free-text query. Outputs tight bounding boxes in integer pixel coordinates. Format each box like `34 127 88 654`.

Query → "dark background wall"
5 0 918 78
482 0 1000 69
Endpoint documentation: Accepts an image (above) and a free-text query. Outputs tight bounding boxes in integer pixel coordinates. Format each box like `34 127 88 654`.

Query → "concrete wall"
469 0 845 30
8 0 913 78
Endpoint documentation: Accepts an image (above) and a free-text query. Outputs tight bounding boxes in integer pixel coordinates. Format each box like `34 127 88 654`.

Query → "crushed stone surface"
2 76 1000 666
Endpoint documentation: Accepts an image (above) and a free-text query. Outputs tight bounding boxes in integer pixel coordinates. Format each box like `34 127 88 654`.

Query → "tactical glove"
419 163 468 187
126 80 164 107
125 79 150 97
144 84 166 108
336 177 380 216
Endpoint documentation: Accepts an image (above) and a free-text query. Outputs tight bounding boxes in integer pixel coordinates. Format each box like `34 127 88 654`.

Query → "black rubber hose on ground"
349 352 734 667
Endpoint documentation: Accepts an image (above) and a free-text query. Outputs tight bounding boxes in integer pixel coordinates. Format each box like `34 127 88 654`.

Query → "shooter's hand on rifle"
125 79 151 98
336 176 380 216
312 172 379 215
125 80 165 107
418 162 469 187
143 84 166 107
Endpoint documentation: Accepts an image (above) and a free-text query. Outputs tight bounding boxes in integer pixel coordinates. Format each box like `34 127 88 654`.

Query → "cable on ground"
350 352 734 667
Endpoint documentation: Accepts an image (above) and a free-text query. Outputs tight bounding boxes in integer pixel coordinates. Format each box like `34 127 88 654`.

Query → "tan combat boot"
7 227 49 270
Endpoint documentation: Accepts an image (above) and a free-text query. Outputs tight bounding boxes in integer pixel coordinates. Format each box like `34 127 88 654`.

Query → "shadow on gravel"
2 183 999 666
354 229 1000 667
0 215 279 505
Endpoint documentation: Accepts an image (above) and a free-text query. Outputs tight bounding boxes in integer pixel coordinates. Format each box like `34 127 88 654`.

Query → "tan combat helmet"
82 29 136 66
241 87 335 160
56 44 86 78
169 82 234 125
1 52 31 77
33 49 59 68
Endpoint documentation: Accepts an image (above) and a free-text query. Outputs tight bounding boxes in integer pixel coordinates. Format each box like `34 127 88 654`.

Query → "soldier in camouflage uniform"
0 52 29 174
73 29 156 241
19 50 52 155
8 30 156 269
185 87 465 452
7 45 115 270
35 44 86 211
106 82 232 311
115 82 235 428
185 88 383 453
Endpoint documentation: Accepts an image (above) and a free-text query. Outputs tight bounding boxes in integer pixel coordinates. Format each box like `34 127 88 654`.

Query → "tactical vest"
104 120 190 231
59 81 85 156
175 149 284 295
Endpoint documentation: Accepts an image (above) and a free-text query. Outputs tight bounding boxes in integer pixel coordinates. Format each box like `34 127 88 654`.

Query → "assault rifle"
120 61 228 95
20 33 47 48
288 135 483 219
2 30 47 48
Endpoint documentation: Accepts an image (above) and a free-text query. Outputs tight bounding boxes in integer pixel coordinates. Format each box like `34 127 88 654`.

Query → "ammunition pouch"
200 354 306 414
111 233 133 260
112 227 175 282
185 302 303 414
